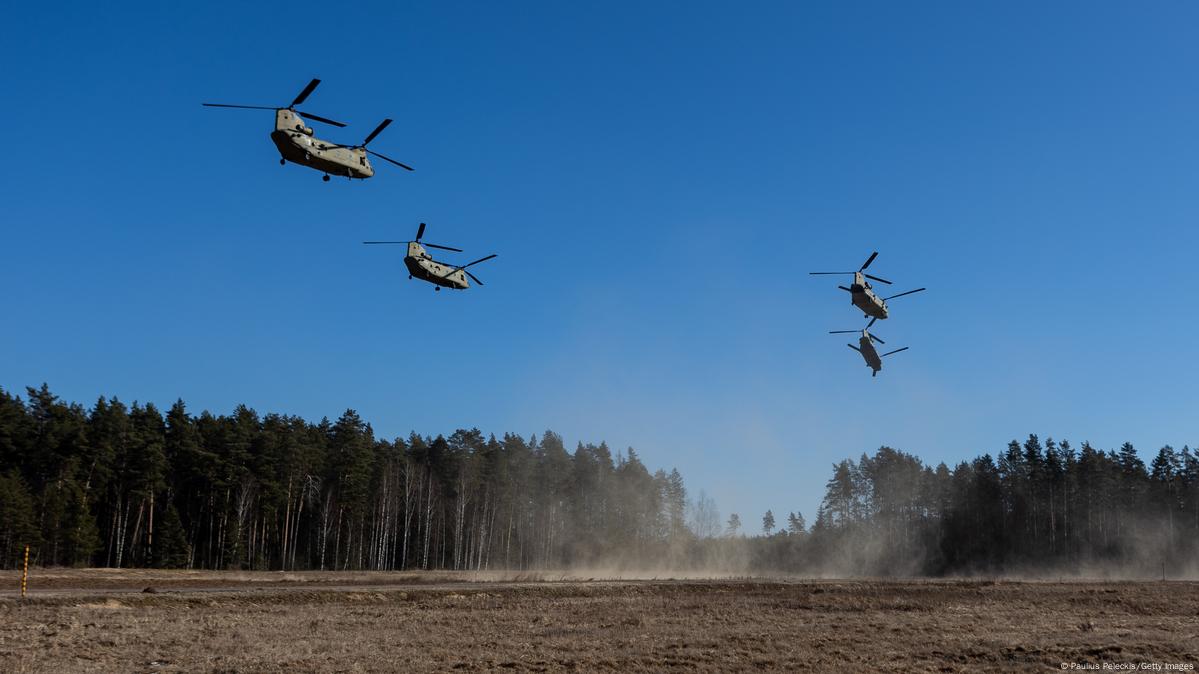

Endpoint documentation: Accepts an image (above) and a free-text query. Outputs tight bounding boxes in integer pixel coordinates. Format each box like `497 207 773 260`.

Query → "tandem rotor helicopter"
809 251 925 320
363 223 497 292
830 319 909 377
203 79 414 182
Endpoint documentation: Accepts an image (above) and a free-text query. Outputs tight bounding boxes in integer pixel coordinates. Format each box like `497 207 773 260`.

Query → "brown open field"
0 570 1196 672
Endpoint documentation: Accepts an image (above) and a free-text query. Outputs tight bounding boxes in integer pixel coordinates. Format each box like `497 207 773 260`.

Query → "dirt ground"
0 570 1196 672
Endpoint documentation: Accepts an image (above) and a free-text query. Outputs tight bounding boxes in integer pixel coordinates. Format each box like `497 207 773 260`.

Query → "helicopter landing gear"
322 175 330 182
279 158 285 166
435 287 441 292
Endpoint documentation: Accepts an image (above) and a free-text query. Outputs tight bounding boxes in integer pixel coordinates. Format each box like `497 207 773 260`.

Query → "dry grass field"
0 570 1196 672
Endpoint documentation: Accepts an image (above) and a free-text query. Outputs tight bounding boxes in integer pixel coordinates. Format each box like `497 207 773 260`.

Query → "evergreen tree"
787 511 805 535
762 510 775 535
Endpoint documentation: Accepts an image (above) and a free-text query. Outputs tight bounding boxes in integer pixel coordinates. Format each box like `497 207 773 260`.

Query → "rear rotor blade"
829 330 859 334
847 343 862 353
460 254 497 269
866 317 877 329
424 243 464 253
363 241 408 244
291 78 321 107
367 149 415 171
869 333 886 345
415 222 426 242
465 271 484 286
881 347 909 358
362 119 392 146
297 111 347 128
838 285 853 293
883 287 926 301
809 271 854 276
202 103 278 110
863 273 892 285
859 251 879 271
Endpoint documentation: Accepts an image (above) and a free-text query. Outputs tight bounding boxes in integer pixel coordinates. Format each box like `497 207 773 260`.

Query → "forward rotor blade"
362 119 392 146
367 149 414 171
847 343 862 353
883 287 926 301
881 347 909 358
291 78 321 107
829 330 859 334
465 271 484 286
362 241 408 244
297 111 347 128
838 286 853 293
415 222 426 241
202 103 278 110
863 273 892 285
460 254 497 269
859 251 879 271
423 243 464 253
869 333 885 345
809 271 854 276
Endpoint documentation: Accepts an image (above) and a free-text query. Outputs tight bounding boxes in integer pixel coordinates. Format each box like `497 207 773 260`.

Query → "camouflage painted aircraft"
363 223 496 292
810 251 925 320
829 319 909 377
203 79 413 181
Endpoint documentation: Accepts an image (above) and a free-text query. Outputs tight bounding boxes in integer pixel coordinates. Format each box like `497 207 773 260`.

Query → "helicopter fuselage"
849 331 884 374
403 243 471 290
849 272 888 319
270 109 375 179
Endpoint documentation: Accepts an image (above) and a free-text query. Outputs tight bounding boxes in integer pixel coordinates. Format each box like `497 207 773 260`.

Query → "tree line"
3 385 1195 576
742 439 1199 576
0 385 688 571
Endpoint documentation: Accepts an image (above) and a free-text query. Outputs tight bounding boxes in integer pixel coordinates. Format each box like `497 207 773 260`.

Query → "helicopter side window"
359 157 366 166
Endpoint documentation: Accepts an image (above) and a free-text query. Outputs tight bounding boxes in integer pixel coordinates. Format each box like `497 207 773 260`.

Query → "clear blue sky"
3 1 1198 527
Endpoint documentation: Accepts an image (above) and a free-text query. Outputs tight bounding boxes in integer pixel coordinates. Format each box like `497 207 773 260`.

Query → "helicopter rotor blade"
291 78 321 107
809 271 854 276
366 149 415 171
881 347 909 358
828 330 859 334
465 271 484 286
362 241 408 244
415 222 426 242
869 333 886 345
838 285 853 293
863 273 892 285
297 111 347 128
883 287 926 301
202 103 279 110
847 343 862 353
362 119 392 146
866 317 877 329
459 254 497 269
859 251 879 271
423 243 464 253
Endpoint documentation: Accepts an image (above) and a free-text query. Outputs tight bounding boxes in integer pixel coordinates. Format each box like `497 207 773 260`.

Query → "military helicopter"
363 223 496 292
829 319 909 377
810 251 925 320
202 79 414 181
